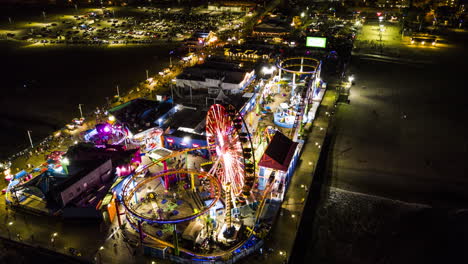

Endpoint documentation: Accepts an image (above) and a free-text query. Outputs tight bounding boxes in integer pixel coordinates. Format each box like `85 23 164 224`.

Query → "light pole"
116 85 120 97
27 130 34 148
78 104 84 119
7 222 13 239
146 69 149 80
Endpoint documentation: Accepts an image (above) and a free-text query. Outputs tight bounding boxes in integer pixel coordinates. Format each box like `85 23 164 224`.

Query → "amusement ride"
119 104 268 260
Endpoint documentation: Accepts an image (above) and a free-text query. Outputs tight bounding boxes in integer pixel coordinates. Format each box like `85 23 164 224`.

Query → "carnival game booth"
257 132 301 200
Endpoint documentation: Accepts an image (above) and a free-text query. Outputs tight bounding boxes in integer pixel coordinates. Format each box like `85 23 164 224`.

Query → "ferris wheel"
205 104 256 198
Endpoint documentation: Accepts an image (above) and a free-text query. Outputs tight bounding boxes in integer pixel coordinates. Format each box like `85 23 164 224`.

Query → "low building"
175 60 255 94
65 143 140 168
159 105 206 134
207 1 256 12
109 98 173 135
257 132 302 200
253 15 291 38
223 45 272 61
49 159 113 208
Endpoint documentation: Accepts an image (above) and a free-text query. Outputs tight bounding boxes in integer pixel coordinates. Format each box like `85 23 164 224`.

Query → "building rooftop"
161 106 207 134
258 132 298 172
254 16 291 34
177 60 254 85
167 129 207 142
50 159 111 195
65 143 138 167
109 98 173 134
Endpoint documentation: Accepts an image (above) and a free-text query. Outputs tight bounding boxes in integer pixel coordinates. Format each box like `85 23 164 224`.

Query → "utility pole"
78 104 84 118
27 130 34 148
116 85 120 97
190 86 193 104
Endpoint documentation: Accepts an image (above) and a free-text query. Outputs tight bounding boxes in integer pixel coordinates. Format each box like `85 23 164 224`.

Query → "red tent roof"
258 132 298 172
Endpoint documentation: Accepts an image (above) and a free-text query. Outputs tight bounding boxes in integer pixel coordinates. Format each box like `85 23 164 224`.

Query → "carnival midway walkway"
246 89 338 264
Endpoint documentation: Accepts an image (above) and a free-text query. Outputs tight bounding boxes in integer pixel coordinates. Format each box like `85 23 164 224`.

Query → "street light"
61 158 69 166
183 136 191 144
261 66 276 75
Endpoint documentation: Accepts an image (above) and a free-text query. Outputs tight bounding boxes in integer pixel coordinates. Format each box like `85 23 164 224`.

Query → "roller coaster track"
122 146 274 260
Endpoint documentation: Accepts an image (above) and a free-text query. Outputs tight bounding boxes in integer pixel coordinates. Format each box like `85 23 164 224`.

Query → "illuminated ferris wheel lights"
206 104 250 195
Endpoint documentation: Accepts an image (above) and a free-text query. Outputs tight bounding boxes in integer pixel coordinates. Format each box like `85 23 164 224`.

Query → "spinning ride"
84 123 127 145
122 167 222 224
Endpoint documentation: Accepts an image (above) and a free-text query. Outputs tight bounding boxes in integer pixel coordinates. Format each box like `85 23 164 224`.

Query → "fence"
144 238 264 264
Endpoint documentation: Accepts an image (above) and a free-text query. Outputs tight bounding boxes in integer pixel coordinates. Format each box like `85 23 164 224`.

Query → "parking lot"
1 6 244 46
